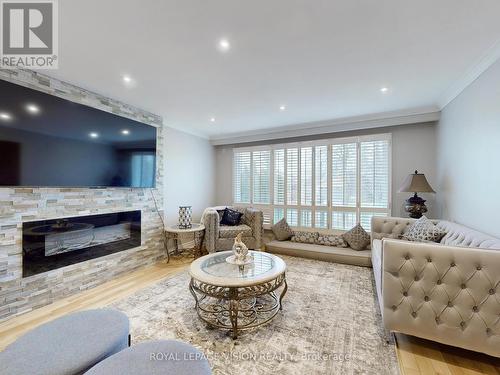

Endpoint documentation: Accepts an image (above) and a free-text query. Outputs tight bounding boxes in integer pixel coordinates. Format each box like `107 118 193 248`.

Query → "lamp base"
404 193 427 219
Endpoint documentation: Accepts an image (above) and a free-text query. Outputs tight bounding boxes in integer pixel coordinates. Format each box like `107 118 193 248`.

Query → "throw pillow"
316 234 348 247
220 208 243 226
271 218 293 241
342 223 370 250
291 231 319 244
402 216 446 242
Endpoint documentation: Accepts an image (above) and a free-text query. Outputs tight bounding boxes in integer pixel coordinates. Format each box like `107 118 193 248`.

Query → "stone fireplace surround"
0 69 165 321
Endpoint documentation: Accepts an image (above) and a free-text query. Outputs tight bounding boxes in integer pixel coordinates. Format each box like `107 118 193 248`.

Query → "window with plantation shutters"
360 140 389 208
359 139 390 231
274 149 285 205
233 151 251 203
252 150 270 204
286 148 299 205
332 143 357 207
300 147 313 206
232 134 390 231
315 145 328 207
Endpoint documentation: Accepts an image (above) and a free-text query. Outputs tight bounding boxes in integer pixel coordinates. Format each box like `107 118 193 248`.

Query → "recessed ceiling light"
26 104 40 114
89 132 99 138
122 74 136 87
279 105 286 111
121 129 130 135
217 38 230 52
0 112 12 120
210 117 216 123
380 87 389 93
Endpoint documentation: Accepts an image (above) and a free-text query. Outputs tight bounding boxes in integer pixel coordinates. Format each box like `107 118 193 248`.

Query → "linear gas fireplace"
22 211 141 277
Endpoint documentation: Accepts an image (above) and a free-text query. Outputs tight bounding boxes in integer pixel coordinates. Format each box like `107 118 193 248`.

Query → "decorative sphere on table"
232 233 248 261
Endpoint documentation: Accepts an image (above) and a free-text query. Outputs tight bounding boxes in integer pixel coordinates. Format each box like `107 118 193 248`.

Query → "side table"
164 223 205 262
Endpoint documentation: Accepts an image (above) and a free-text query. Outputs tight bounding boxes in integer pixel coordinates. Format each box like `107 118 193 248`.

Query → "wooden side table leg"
193 231 205 258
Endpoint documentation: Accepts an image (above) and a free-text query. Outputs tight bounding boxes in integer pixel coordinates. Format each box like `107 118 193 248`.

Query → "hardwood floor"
0 257 190 351
1 258 498 374
395 333 500 375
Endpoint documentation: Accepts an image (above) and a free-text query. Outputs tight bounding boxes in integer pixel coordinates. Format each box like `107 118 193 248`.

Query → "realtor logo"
1 0 58 69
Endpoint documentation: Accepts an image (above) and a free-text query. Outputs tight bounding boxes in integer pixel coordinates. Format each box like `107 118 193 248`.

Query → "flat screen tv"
0 79 157 187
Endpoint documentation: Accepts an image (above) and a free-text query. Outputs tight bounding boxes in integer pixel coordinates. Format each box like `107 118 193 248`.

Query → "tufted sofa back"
371 216 438 239
437 221 500 250
371 216 500 250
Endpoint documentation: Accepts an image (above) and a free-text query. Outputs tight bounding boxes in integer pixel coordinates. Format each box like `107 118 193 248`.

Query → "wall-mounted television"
0 79 157 188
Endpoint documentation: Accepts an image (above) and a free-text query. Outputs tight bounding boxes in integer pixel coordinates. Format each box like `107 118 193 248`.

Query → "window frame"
232 133 392 231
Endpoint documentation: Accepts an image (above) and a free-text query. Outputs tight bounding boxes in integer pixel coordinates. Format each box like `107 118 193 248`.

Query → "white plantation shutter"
300 210 312 227
332 143 357 207
274 149 285 205
332 211 356 230
252 150 270 204
273 207 284 224
286 208 298 227
315 145 328 206
300 147 313 206
359 139 390 230
360 140 389 208
315 210 328 228
233 151 251 203
232 134 390 231
287 148 299 205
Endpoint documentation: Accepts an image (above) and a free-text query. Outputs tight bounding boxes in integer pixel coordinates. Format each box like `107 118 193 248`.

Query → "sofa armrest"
380 238 500 357
203 209 220 253
244 208 263 249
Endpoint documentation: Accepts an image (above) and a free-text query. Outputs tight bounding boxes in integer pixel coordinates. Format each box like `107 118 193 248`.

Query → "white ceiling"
46 0 500 140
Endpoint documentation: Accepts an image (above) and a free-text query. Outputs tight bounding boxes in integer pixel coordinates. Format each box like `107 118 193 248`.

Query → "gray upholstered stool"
85 340 212 375
0 309 129 375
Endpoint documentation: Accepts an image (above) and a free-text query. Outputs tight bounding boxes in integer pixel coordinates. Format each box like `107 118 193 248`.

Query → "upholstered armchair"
202 206 263 253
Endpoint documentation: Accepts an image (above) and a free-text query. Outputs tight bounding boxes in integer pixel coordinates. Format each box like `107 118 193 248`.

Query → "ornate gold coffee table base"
189 273 287 339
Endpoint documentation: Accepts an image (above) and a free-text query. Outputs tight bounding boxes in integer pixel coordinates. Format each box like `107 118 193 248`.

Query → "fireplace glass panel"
22 211 141 277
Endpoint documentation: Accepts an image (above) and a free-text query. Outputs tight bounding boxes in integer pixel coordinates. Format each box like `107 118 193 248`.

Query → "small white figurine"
232 232 249 261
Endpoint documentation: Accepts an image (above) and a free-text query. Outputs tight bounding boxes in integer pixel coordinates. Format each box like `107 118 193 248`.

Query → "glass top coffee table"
189 250 287 339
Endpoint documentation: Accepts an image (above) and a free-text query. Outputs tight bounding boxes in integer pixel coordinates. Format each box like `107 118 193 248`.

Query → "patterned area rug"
109 256 399 375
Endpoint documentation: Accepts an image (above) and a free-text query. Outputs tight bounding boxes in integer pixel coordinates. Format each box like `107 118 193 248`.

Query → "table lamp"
398 170 435 218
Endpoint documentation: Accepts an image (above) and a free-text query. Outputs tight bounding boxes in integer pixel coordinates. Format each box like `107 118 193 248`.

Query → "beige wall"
436 59 500 237
215 122 438 218
163 127 216 226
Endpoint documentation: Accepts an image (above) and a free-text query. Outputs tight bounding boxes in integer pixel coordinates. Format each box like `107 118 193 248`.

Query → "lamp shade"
398 170 435 193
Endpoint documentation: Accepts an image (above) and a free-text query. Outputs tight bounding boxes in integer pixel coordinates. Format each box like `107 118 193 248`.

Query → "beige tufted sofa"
371 216 500 357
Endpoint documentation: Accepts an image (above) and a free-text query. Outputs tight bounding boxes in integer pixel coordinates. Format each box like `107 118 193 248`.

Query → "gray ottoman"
85 340 212 375
0 309 129 375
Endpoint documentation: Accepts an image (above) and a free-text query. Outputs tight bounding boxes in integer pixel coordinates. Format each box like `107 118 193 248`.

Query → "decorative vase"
178 206 192 229
404 193 428 219
232 233 248 261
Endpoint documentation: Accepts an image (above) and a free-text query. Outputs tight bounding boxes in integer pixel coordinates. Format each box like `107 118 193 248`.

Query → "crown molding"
209 107 440 146
438 38 500 109
163 123 209 139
